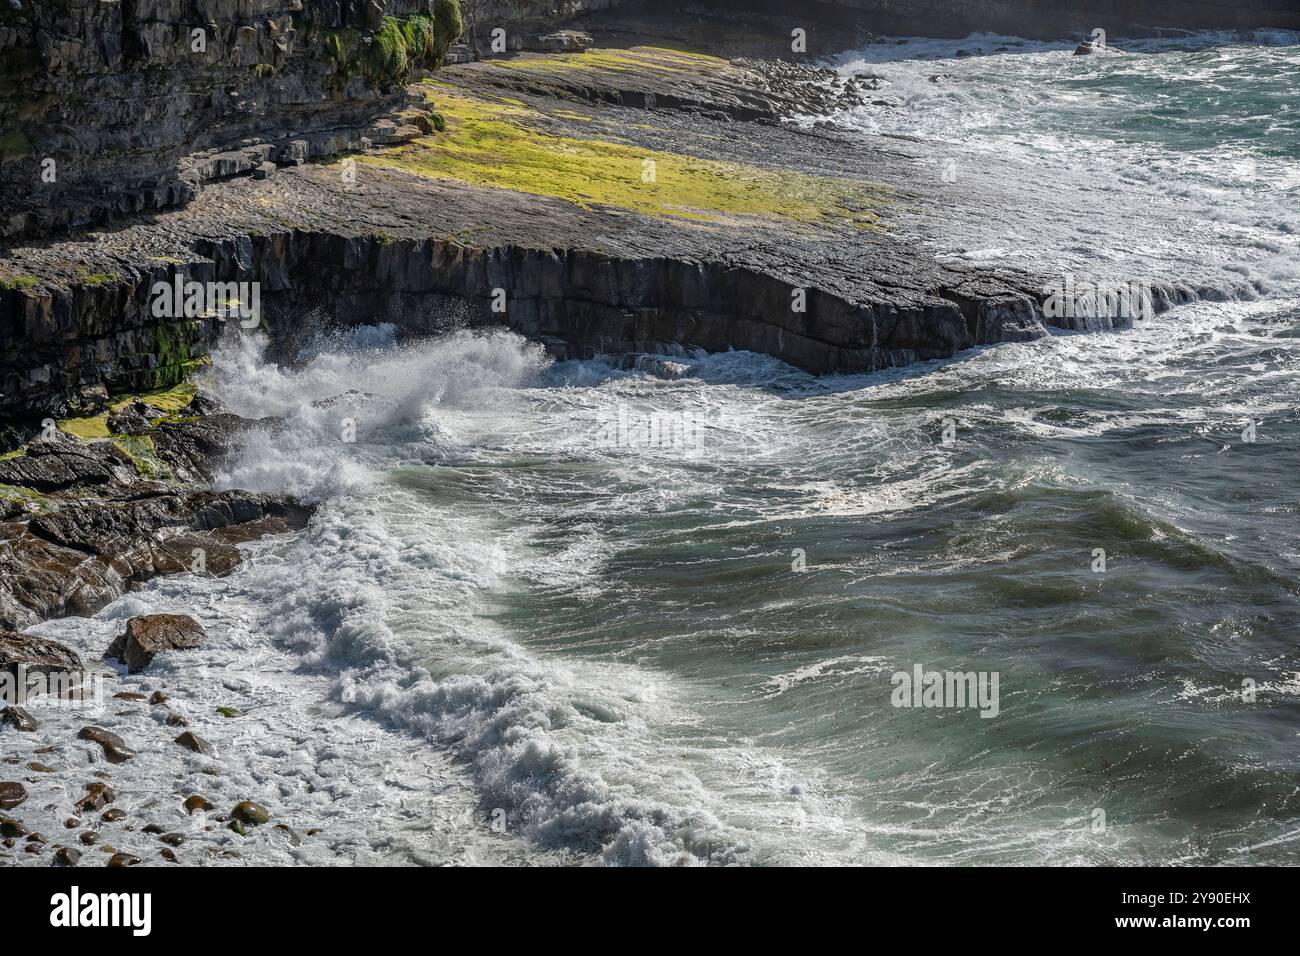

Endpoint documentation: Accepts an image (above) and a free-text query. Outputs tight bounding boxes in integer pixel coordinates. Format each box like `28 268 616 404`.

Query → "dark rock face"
0 488 313 630
106 400 166 436
0 434 132 492
0 630 82 680
0 782 28 810
106 614 207 673
0 0 462 240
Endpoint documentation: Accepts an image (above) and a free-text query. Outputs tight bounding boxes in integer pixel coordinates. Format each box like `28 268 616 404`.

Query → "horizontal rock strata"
1 41 1216 428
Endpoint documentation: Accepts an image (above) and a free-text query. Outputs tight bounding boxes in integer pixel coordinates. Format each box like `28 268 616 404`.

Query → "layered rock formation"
1 37 1228 432
4 1 1291 243
0 400 313 630
0 0 464 238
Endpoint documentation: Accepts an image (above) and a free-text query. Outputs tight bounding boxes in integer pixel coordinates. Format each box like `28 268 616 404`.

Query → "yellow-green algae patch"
112 434 170 480
59 381 199 441
0 483 54 514
361 87 884 229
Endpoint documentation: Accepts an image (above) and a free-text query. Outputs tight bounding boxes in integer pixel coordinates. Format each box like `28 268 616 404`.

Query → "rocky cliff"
3 0 1293 240
2 41 1229 433
0 0 467 238
0 1 1283 435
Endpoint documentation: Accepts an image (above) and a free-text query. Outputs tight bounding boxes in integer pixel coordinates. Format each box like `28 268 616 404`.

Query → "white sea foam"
802 32 1300 297
204 331 871 865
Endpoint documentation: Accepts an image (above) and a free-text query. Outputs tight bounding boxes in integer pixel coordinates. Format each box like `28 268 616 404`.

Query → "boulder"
0 782 27 810
183 794 214 815
77 726 137 763
0 705 38 731
174 731 213 755
0 631 83 683
74 782 115 812
105 614 206 672
231 801 270 826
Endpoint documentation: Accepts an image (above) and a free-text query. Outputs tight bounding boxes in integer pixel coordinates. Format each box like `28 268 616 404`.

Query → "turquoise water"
182 33 1300 865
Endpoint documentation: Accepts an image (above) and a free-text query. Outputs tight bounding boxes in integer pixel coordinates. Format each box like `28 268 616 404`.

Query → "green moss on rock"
369 17 410 90
0 128 34 160
364 86 884 230
76 271 118 287
59 381 199 440
0 483 54 514
112 434 170 480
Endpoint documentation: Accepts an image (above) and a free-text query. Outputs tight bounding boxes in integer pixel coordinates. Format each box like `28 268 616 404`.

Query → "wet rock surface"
0 705 39 731
174 731 214 756
77 726 138 764
0 631 83 680
0 782 27 809
0 399 314 632
74 782 115 813
106 615 207 673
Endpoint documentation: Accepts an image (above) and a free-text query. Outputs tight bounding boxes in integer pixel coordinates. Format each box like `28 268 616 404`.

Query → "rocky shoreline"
0 3 1273 867
2 611 283 866
0 381 327 866
2 36 1223 429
